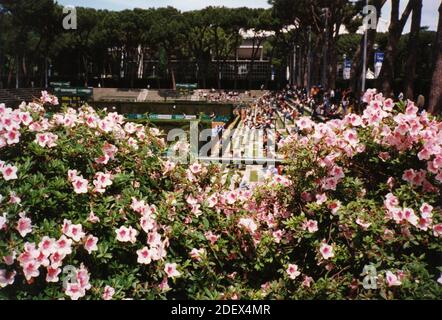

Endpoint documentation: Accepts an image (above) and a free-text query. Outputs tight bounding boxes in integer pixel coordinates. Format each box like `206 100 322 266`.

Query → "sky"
57 0 439 31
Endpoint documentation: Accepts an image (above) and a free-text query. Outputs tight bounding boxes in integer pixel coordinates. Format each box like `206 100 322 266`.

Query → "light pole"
321 8 330 91
293 44 296 87
361 0 369 93
307 26 312 93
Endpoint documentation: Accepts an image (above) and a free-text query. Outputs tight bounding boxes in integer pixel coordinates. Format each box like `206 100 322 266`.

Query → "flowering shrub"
0 90 441 300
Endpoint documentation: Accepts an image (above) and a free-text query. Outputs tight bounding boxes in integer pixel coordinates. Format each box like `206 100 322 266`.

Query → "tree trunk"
380 0 414 98
429 2 442 114
404 0 422 100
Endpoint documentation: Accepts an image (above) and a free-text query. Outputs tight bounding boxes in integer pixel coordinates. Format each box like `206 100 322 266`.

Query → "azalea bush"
0 90 441 300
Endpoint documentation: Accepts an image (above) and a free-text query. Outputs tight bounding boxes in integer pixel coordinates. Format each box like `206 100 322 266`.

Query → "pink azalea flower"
0 213 7 230
286 264 301 280
319 243 334 260
239 217 258 234
189 162 202 174
437 274 442 285
16 215 32 238
272 230 283 243
1 164 18 181
38 236 56 256
403 208 418 226
164 263 181 278
420 203 433 218
296 116 314 131
327 200 341 215
23 261 40 281
136 247 152 265
343 129 359 146
204 231 220 245
385 271 402 287
5 129 20 145
3 251 16 266
72 176 89 194
163 160 176 173
433 224 442 237
102 285 115 300
115 226 138 243
95 154 110 165
46 266 61 283
159 277 170 291
65 283 86 300
64 223 86 242
190 248 206 261
56 235 73 256
207 194 218 208
356 218 371 230
0 270 16 288
140 215 155 233
302 276 313 288
50 251 66 268
302 219 318 233
93 172 113 193
315 193 327 205
84 235 98 254
34 133 58 148
87 212 100 223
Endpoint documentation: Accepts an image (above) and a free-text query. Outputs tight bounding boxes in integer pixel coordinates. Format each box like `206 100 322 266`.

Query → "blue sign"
344 59 352 68
375 52 384 63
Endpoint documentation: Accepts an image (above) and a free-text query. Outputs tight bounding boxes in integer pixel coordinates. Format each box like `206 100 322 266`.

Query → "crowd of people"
196 89 255 103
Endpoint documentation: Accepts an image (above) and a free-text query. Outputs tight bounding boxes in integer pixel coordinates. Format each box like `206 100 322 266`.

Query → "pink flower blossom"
190 248 206 261
385 271 402 287
0 213 7 230
1 164 18 181
46 266 61 283
296 116 314 131
72 176 89 194
165 263 181 278
64 222 86 242
286 264 301 280
189 162 202 174
56 235 73 256
302 276 313 288
23 261 40 281
84 235 98 254
102 285 115 300
16 214 32 237
5 129 20 145
163 160 176 173
207 194 218 208
433 224 442 237
35 133 58 148
38 236 56 256
302 219 318 233
0 270 16 288
238 217 258 234
356 218 371 230
272 230 283 243
328 200 341 215
65 283 85 300
87 212 100 223
205 231 220 245
319 243 334 260
420 203 433 218
136 247 152 265
315 193 327 205
93 172 113 193
159 277 170 291
115 226 138 243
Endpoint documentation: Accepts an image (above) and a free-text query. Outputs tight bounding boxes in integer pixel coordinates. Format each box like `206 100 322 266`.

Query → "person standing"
417 94 425 113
